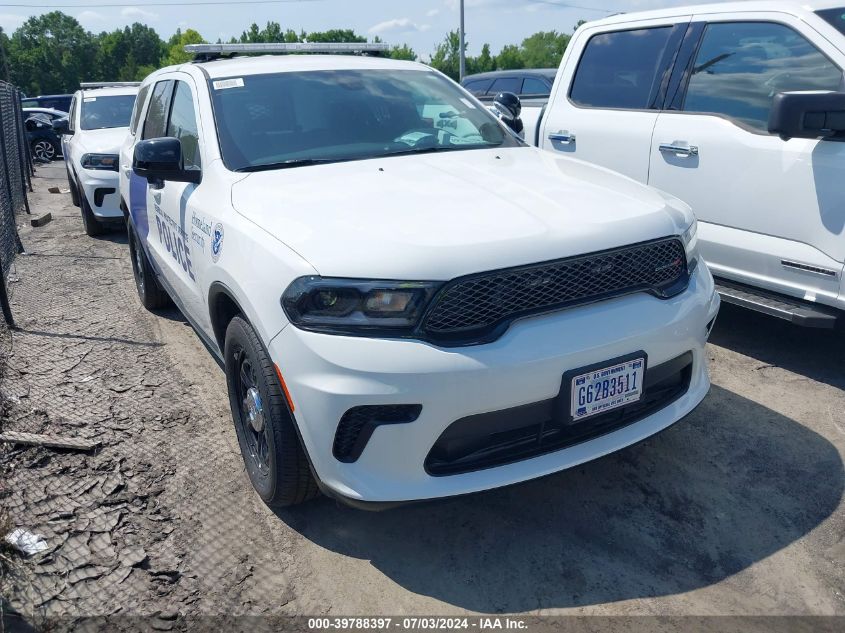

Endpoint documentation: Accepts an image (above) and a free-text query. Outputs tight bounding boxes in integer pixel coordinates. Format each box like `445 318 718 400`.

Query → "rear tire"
127 221 171 310
224 316 319 508
80 195 105 237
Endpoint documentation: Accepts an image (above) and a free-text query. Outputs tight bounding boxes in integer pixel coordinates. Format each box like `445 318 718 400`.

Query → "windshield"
80 94 136 130
818 8 845 35
209 69 518 171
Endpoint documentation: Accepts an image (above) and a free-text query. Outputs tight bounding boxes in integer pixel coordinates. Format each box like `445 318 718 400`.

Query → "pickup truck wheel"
67 169 80 207
80 195 106 237
224 316 319 508
127 222 171 310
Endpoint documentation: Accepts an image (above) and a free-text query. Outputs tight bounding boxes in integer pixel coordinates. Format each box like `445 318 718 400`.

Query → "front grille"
421 238 688 344
333 404 422 463
425 352 694 476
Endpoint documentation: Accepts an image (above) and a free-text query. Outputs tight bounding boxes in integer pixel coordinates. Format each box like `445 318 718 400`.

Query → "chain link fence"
0 80 30 327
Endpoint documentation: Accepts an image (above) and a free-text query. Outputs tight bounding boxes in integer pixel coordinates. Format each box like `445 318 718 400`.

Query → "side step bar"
715 279 839 329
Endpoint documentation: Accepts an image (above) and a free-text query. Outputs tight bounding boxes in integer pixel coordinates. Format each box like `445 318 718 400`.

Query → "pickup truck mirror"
133 137 201 187
52 118 70 135
768 91 845 140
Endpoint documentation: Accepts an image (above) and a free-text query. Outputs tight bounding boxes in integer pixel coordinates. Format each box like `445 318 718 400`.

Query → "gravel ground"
0 163 843 630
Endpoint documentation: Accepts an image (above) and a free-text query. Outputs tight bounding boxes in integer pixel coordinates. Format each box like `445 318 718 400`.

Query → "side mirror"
133 137 201 187
52 118 70 134
769 91 845 140
492 91 524 138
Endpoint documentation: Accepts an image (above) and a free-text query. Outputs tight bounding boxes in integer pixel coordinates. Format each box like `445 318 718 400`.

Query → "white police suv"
119 43 720 508
56 82 139 236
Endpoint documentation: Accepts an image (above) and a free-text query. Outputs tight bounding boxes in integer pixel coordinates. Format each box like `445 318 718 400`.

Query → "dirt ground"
0 163 843 630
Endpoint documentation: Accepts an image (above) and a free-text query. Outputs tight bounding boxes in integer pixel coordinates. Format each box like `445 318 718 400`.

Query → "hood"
231 147 692 280
78 127 129 154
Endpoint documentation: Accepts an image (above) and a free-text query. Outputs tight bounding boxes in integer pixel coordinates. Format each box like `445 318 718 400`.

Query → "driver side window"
683 21 843 131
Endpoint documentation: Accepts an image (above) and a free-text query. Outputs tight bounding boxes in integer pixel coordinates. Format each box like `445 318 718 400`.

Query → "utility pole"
459 0 466 81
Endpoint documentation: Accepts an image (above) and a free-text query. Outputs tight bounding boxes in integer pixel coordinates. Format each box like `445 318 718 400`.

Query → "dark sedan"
23 108 66 161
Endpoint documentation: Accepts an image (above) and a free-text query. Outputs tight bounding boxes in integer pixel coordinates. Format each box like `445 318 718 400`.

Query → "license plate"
570 356 645 421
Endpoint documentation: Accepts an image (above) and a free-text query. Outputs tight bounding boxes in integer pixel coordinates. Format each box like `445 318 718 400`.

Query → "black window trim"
667 18 845 137
142 79 176 141
566 22 688 113
165 78 203 172
129 83 151 137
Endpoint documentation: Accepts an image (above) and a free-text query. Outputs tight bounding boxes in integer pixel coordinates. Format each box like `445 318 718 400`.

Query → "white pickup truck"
524 1 845 327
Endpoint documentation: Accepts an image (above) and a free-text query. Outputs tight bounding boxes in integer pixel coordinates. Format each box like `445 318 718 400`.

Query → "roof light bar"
80 82 141 89
185 42 390 60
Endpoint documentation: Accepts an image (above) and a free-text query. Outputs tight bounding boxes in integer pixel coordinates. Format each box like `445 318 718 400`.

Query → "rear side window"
166 81 201 170
463 79 493 95
570 27 673 109
490 76 522 94
21 99 37 109
129 84 151 135
521 77 550 96
817 8 845 36
683 22 843 131
143 80 173 140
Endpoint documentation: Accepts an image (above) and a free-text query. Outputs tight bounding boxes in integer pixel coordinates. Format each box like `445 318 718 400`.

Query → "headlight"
81 153 119 171
681 217 698 266
282 277 441 334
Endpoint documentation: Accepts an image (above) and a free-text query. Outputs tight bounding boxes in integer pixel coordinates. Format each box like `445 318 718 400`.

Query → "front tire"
224 316 319 507
127 221 171 310
80 195 105 237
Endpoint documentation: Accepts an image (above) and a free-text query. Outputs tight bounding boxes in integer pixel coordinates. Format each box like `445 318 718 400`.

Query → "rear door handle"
548 130 576 144
659 142 698 157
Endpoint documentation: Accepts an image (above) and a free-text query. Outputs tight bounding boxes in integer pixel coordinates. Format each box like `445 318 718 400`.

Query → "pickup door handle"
659 142 698 157
548 130 576 144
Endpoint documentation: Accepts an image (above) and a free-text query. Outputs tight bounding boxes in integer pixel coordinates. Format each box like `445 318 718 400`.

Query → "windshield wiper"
236 158 344 172
382 145 493 159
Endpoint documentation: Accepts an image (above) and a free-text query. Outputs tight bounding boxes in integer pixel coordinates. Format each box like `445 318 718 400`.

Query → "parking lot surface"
1 164 843 627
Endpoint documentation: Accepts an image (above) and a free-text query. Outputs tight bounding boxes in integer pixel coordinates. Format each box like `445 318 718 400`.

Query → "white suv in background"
56 83 139 236
535 1 845 328
119 43 719 509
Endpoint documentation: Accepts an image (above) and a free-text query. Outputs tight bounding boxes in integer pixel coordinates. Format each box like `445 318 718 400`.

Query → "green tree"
430 30 462 80
520 30 569 68
164 28 205 66
495 44 524 70
467 43 494 74
389 44 417 61
0 26 10 82
95 23 163 82
306 29 366 43
9 11 96 94
240 23 263 43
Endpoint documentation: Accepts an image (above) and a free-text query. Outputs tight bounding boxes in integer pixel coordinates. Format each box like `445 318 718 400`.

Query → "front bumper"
270 263 720 504
78 168 121 219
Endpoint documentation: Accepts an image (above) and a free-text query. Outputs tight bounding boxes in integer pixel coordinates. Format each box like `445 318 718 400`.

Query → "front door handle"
659 142 698 157
548 130 576 144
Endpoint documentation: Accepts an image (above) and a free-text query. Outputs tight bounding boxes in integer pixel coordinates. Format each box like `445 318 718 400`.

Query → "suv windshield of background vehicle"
210 69 519 172
817 7 845 35
80 94 136 130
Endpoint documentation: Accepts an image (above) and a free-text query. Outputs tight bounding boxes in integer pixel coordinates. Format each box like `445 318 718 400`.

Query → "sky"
0 0 719 58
